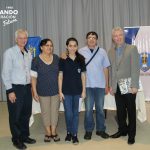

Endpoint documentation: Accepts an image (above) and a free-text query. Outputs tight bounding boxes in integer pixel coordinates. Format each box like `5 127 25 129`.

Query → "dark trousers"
7 84 32 142
115 85 136 138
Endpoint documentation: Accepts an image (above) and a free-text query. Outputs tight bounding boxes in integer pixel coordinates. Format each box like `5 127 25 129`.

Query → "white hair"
112 27 124 36
15 29 28 39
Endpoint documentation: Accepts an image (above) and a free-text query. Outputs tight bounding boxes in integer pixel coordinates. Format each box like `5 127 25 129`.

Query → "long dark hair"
66 37 85 63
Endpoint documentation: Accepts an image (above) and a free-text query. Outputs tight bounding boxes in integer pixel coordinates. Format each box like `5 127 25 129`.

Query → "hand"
109 87 114 95
81 91 86 100
105 86 109 95
59 92 64 101
33 92 39 102
60 51 67 59
8 92 16 103
131 87 138 94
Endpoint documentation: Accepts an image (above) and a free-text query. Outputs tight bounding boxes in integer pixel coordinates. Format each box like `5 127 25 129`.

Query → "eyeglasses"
87 37 97 40
17 37 28 40
44 44 53 47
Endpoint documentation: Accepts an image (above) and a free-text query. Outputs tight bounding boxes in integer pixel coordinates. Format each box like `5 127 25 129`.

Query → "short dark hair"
86 31 98 39
40 38 53 47
66 37 78 46
39 38 53 53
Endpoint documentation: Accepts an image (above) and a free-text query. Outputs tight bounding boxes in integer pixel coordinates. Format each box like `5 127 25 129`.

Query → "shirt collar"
87 45 98 52
15 45 28 54
115 43 125 50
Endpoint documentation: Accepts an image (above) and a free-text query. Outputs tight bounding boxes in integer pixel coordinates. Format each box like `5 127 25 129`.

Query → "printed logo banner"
124 26 150 101
25 36 41 58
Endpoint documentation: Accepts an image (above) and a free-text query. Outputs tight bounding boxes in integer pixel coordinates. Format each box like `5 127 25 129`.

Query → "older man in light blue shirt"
2 29 36 150
79 31 110 140
2 45 32 91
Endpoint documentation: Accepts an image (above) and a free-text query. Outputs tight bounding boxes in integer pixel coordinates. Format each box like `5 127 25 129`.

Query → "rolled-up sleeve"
31 58 38 78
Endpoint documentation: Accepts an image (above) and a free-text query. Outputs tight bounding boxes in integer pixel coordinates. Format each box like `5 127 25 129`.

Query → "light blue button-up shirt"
78 46 110 88
116 44 125 64
2 45 32 90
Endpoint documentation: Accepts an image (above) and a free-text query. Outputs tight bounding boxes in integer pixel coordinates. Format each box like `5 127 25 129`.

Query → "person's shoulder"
32 55 40 63
53 53 59 59
78 53 85 59
99 47 108 55
59 57 66 62
99 47 106 52
126 44 138 53
4 45 17 55
79 46 88 52
59 58 66 66
77 53 85 63
108 47 115 53
53 53 58 57
126 43 136 49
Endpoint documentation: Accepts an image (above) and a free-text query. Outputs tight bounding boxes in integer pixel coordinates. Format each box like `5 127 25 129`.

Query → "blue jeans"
63 95 80 135
84 88 106 132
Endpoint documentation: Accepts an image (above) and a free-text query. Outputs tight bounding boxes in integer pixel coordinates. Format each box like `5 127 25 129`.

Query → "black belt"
12 84 31 87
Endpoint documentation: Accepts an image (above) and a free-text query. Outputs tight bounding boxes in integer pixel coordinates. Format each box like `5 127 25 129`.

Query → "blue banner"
25 36 41 58
124 27 139 44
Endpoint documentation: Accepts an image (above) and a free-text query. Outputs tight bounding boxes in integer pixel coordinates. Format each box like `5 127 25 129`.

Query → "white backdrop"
30 92 147 126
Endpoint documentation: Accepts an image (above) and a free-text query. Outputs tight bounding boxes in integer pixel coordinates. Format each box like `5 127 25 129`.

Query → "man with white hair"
2 29 36 149
108 27 140 145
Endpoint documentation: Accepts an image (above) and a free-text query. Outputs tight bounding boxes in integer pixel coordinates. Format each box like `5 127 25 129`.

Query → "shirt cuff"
30 70 38 77
6 88 14 94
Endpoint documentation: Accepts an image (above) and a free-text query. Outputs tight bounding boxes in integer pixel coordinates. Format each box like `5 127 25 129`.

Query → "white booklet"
118 77 132 94
78 98 84 112
118 78 142 95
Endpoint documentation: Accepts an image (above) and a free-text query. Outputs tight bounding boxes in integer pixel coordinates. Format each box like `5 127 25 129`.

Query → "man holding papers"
108 27 140 145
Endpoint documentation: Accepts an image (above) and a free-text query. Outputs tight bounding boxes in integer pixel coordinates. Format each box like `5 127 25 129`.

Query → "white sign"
0 6 18 26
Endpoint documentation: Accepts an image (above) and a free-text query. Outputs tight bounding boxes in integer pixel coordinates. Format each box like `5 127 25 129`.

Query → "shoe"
13 140 27 150
84 131 92 140
128 137 135 145
65 132 72 142
110 131 127 138
96 131 109 139
51 134 60 142
44 135 51 142
72 135 79 145
23 137 36 144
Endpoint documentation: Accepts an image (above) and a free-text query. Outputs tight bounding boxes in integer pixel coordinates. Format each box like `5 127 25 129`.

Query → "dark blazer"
108 43 140 93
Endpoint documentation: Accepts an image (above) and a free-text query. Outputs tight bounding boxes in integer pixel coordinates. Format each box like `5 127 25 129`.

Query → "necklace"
40 54 53 64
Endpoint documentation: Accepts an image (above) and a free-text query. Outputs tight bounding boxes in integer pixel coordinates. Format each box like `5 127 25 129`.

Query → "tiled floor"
0 102 150 150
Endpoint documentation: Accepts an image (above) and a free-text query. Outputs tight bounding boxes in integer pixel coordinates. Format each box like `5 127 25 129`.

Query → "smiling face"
16 32 28 49
67 40 78 55
112 28 125 47
86 34 97 49
41 40 53 55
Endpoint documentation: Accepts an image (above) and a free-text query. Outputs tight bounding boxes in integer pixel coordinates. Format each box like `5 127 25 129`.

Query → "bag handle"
85 47 99 67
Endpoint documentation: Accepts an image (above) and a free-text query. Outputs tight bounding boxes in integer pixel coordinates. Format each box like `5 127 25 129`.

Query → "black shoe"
23 137 36 144
51 134 60 142
96 131 109 139
72 135 79 145
13 140 27 150
110 131 127 138
128 137 135 145
65 133 72 142
84 131 92 140
44 135 51 142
